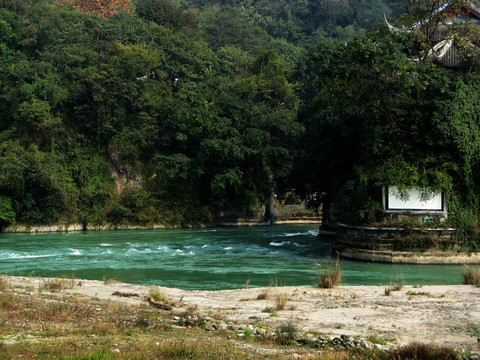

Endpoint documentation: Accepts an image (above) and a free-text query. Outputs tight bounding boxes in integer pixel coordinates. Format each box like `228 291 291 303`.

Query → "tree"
298 29 452 222
56 0 133 19
136 0 198 30
0 195 15 227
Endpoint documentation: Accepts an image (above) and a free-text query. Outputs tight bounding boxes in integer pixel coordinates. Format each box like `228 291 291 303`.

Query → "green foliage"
298 24 480 250
136 0 198 31
0 195 15 226
0 0 308 227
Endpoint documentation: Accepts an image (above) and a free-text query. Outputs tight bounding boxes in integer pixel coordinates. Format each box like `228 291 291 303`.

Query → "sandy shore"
6 276 480 351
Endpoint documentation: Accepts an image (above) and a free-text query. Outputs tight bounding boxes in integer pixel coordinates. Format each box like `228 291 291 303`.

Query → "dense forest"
0 0 480 250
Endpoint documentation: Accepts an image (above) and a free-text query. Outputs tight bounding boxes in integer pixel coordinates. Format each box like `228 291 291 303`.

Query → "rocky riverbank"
2 218 322 233
3 276 480 354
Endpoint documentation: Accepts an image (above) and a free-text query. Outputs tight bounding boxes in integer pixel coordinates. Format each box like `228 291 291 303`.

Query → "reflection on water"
0 225 465 290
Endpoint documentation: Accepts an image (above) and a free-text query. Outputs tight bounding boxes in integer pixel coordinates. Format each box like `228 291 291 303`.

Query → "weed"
406 291 431 296
463 266 480 286
316 258 342 288
256 288 270 300
389 342 459 360
243 278 250 289
390 277 404 291
103 278 121 285
275 322 298 345
148 287 168 303
368 336 396 345
42 277 75 292
112 291 140 298
467 323 480 342
384 277 404 296
274 292 288 310
0 275 8 291
205 309 225 321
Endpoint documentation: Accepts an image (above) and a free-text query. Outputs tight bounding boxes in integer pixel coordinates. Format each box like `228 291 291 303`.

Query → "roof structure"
386 1 480 67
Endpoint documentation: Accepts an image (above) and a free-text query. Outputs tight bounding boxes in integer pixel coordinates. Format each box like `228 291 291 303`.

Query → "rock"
255 328 266 335
217 323 228 331
360 340 373 350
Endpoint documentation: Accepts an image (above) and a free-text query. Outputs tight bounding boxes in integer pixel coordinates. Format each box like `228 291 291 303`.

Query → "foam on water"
6 253 54 259
69 248 82 256
270 241 291 247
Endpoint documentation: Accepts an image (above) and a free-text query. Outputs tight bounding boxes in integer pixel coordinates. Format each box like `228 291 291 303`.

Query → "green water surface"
0 224 465 289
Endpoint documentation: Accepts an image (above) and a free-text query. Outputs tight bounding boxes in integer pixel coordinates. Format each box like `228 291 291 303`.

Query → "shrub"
316 258 342 288
463 266 480 286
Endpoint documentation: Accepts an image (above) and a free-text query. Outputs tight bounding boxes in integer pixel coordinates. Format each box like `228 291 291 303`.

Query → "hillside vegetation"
0 0 395 228
1 0 480 252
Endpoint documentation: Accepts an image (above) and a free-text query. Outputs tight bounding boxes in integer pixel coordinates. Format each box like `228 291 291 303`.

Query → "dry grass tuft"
406 290 431 297
0 275 8 291
463 266 480 287
148 287 168 303
112 291 140 298
316 258 342 288
42 277 76 292
274 292 289 310
384 277 404 296
389 341 460 360
257 288 270 300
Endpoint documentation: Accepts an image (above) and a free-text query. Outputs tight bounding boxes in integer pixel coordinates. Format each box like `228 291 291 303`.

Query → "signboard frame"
383 186 446 213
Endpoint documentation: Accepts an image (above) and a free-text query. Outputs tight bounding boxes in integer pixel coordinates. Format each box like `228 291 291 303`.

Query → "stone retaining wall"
334 223 480 264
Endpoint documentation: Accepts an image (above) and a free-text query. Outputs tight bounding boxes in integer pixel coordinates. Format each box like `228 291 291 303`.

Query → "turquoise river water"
0 224 466 290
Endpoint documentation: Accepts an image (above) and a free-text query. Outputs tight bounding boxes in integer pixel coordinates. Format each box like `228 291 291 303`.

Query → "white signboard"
385 186 444 212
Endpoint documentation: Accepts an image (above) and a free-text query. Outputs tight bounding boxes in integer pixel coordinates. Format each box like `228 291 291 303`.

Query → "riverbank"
2 275 479 356
1 218 322 233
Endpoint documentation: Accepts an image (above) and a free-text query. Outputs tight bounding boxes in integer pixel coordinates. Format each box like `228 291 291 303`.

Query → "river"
0 224 466 290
